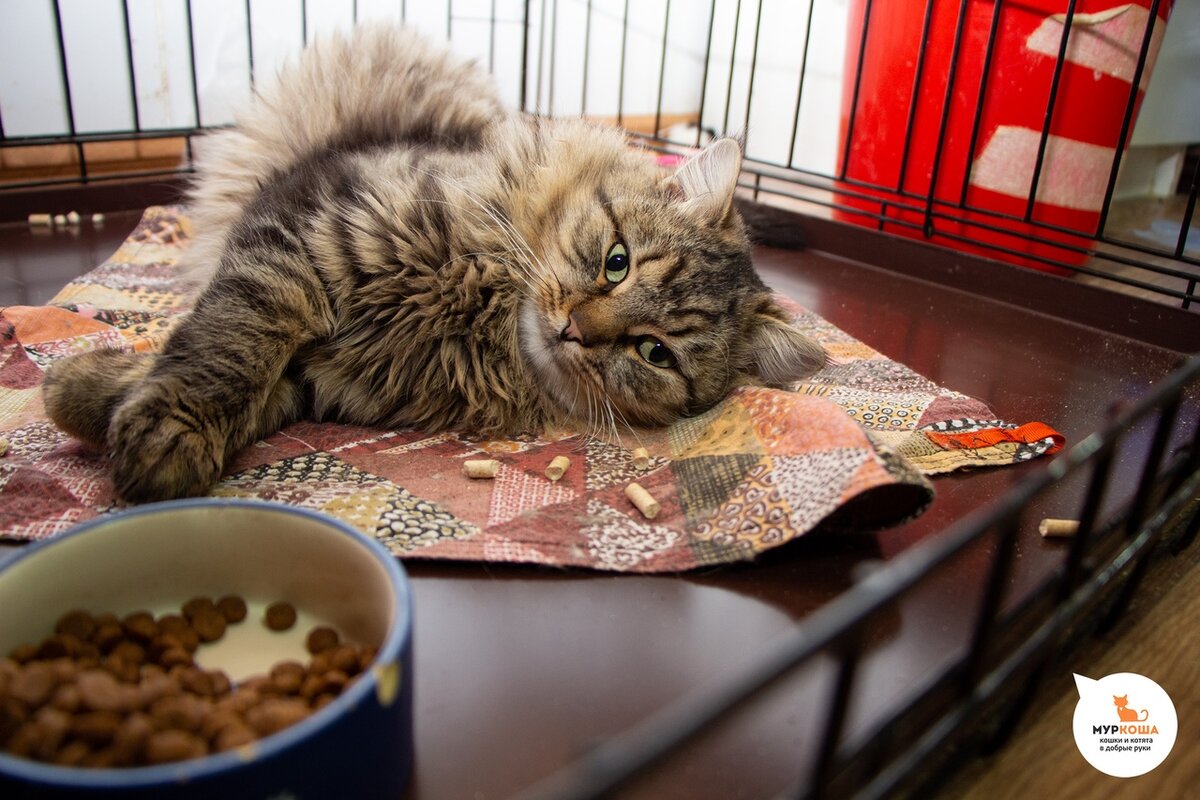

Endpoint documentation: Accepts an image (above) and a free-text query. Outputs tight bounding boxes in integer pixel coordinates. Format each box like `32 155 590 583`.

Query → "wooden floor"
949 532 1200 799
1 204 1197 797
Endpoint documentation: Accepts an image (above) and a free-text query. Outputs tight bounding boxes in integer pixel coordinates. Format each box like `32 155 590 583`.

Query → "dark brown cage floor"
1 204 1197 798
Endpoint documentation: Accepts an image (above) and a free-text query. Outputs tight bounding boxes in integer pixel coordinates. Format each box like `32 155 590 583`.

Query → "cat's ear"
665 138 743 221
745 304 827 386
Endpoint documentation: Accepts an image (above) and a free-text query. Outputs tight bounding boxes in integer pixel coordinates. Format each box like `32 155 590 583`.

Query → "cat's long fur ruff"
43 25 825 502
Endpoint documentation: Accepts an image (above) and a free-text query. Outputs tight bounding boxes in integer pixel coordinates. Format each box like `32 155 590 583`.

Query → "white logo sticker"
1072 672 1177 778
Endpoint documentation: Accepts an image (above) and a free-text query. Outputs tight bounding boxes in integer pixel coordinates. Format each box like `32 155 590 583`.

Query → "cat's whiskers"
435 197 549 302
565 385 595 455
603 401 619 447
436 250 513 273
564 381 582 429
577 382 596 442
582 356 638 448
576 377 608 446
434 247 544 302
470 201 559 299
420 176 610 438
574 361 622 445
410 165 560 302
588 391 603 444
605 395 646 452
399 192 542 300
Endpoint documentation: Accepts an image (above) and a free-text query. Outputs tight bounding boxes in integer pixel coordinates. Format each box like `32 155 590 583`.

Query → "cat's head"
519 133 826 430
1114 695 1127 705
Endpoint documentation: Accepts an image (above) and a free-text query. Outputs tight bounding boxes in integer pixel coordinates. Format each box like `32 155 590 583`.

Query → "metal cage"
1 1 1197 307
1 2 1198 797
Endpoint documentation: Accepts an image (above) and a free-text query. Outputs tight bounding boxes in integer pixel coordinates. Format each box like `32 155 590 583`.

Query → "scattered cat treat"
544 456 570 482
1038 518 1079 538
631 447 650 469
53 214 67 226
27 213 52 227
0 601 372 768
624 482 661 520
264 601 297 631
462 459 500 479
66 211 82 226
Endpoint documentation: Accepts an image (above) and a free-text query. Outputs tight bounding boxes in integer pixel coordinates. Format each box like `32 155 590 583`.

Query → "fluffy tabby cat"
43 25 825 502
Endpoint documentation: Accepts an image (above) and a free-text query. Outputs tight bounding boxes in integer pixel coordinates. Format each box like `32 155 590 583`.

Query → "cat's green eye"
636 336 676 368
604 242 630 284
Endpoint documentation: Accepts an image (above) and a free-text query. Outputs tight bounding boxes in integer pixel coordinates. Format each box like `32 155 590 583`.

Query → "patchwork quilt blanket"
0 207 1063 571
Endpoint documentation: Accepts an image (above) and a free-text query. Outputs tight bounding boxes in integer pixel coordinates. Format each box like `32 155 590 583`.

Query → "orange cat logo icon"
1075 673 1176 778
1114 694 1149 722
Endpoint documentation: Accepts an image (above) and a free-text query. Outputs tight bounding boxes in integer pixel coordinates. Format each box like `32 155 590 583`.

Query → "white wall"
1132 0 1200 148
2 0 1196 186
695 0 849 174
0 0 853 175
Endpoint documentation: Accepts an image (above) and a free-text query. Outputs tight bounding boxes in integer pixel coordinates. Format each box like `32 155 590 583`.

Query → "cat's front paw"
108 387 225 502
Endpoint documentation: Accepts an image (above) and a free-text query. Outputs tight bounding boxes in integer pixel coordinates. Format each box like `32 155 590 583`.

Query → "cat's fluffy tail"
43 350 155 450
182 24 504 283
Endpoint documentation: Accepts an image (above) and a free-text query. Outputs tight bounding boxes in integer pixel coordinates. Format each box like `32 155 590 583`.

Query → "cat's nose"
560 313 584 345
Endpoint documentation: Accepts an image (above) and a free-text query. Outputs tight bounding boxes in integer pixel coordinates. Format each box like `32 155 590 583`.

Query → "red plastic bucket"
835 0 1174 274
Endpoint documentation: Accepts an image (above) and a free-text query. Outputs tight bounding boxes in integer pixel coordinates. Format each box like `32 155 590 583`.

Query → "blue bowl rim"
0 498 413 789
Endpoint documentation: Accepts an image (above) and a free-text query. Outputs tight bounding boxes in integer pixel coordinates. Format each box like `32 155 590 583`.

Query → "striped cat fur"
43 25 825 502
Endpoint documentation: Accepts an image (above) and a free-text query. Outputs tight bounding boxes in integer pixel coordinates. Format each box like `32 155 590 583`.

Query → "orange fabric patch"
2 306 113 345
925 421 1065 455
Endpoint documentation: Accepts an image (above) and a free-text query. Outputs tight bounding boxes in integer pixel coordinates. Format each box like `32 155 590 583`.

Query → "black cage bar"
2 1 1196 307
1 2 1198 796
518 355 1200 799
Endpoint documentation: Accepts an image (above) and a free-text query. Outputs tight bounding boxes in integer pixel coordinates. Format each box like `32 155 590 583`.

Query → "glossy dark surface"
1 207 1196 799
0 210 142 308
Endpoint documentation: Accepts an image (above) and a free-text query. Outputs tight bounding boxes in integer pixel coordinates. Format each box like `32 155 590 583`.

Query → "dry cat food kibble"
181 598 227 644
216 595 248 623
305 626 339 655
630 447 650 469
0 599 376 768
264 601 297 631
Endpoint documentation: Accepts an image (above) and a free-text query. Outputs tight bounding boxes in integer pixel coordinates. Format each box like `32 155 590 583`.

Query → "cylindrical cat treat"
544 456 570 482
1038 518 1079 538
624 482 661 519
462 459 499 479
631 447 650 469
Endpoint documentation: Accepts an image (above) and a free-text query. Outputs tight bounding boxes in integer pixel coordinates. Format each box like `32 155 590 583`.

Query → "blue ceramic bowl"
0 499 413 799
